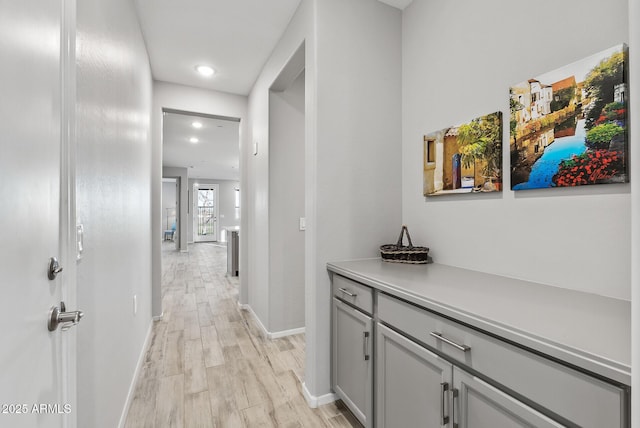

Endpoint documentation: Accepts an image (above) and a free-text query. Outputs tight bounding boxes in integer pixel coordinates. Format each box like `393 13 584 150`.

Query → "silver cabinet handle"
363 331 370 360
430 332 470 352
451 388 459 428
338 287 357 297
440 382 450 425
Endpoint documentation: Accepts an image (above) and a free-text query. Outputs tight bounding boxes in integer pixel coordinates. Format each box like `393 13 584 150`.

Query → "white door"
0 1 77 427
193 184 219 242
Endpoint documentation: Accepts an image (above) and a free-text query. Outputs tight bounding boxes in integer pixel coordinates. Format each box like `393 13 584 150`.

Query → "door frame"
60 0 78 426
193 183 219 242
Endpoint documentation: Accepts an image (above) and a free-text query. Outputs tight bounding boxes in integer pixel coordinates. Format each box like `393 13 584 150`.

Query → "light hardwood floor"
125 241 361 428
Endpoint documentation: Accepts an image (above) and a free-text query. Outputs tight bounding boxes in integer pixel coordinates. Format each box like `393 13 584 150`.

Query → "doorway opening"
265 41 306 340
162 178 178 246
161 109 241 251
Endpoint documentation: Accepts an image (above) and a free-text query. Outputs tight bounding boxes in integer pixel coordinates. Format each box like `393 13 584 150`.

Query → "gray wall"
246 0 402 400
629 2 640 423
75 0 153 426
269 70 306 333
313 0 402 398
402 0 630 300
187 178 240 242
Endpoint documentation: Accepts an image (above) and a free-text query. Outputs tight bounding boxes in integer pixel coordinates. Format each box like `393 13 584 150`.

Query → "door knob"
48 302 84 331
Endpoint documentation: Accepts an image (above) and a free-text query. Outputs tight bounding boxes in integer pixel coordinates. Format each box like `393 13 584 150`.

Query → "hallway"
125 242 360 427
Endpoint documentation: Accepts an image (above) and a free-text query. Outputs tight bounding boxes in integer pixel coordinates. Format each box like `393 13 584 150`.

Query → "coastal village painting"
510 44 628 190
423 111 502 196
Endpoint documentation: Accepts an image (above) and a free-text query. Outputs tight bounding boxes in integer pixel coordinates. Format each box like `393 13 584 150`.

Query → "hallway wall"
402 0 630 300
246 0 402 402
75 0 153 426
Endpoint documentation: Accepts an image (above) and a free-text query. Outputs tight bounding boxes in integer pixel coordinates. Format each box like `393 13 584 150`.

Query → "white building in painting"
528 79 553 119
614 82 627 103
511 79 553 124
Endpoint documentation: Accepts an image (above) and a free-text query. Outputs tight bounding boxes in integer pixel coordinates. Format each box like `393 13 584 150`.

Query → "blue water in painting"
513 119 587 190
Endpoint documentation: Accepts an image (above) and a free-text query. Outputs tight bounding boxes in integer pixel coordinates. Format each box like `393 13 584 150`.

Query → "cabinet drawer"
378 293 627 428
332 275 373 314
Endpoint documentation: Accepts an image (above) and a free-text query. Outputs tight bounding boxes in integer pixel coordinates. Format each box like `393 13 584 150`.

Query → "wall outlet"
133 294 137 315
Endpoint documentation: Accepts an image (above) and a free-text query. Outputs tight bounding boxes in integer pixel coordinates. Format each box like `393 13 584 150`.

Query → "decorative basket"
380 225 430 264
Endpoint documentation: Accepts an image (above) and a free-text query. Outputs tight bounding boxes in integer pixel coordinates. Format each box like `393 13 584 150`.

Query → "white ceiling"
162 112 240 181
134 0 303 95
136 0 411 181
378 0 413 9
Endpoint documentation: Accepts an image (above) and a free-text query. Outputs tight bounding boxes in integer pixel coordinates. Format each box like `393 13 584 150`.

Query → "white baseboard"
269 326 305 339
118 320 153 428
152 312 164 321
302 382 337 408
240 303 305 339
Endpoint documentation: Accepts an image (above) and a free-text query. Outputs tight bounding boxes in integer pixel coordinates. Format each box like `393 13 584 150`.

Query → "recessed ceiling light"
192 121 203 129
195 65 215 77
189 137 199 143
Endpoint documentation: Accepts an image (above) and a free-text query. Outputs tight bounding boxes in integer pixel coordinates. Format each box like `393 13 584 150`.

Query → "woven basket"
380 225 430 264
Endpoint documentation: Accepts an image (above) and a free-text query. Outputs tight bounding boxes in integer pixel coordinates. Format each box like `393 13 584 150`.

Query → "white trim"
240 304 305 339
60 1 78 426
118 321 154 428
269 326 305 339
302 382 337 408
152 312 164 321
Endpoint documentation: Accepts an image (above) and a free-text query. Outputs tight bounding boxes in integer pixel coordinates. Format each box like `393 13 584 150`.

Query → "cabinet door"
453 367 564 428
376 323 453 428
332 298 373 426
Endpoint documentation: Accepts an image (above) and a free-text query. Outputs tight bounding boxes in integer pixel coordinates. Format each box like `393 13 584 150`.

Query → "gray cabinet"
376 324 564 428
378 293 627 428
376 324 452 428
332 297 372 426
329 271 629 428
453 367 564 428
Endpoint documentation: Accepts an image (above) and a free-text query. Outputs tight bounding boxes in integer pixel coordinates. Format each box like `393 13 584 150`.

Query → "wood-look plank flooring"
125 241 361 428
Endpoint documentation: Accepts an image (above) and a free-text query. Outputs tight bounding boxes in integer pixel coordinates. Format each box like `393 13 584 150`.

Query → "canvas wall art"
423 111 502 197
510 44 628 190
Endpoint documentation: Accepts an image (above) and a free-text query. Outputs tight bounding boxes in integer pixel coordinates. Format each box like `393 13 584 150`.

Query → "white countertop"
327 258 631 386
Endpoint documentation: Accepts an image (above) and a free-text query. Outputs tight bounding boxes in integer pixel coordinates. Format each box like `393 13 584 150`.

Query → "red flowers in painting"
595 108 626 126
553 150 623 187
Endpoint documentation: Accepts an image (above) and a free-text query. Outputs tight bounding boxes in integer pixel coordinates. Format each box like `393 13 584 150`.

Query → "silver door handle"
48 302 84 331
430 332 470 352
338 287 357 297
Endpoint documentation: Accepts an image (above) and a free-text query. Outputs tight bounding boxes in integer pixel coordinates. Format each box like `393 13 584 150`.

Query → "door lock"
48 257 63 280
48 302 84 331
